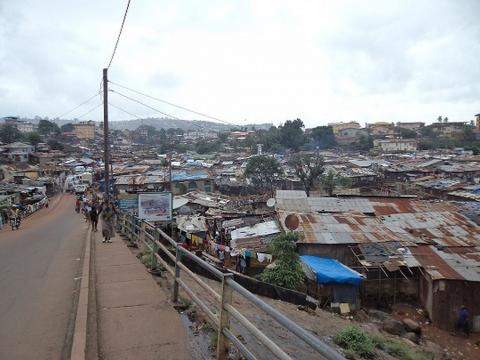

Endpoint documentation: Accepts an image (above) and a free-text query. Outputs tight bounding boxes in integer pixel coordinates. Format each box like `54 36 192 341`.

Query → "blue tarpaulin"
172 172 209 181
300 256 363 286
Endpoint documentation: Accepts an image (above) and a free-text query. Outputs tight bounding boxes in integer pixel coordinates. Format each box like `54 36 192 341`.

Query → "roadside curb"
70 228 94 360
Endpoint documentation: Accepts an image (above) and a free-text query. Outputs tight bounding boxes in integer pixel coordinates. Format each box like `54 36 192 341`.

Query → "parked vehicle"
74 184 87 195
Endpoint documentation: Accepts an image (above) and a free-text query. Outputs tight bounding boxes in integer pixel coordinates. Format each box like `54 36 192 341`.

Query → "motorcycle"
10 217 20 230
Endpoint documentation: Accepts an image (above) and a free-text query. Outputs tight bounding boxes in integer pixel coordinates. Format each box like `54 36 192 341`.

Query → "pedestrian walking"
455 305 471 337
90 205 98 232
99 202 116 243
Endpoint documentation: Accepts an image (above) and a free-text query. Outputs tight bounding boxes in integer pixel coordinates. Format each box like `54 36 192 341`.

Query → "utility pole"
103 68 110 202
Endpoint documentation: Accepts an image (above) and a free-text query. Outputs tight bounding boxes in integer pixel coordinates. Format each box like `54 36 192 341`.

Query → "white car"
74 184 87 194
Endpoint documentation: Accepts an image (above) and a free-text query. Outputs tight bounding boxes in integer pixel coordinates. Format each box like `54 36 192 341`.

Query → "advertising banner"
117 193 138 212
138 192 172 221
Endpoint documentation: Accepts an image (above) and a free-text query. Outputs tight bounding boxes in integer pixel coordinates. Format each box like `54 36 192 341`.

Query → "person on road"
75 198 81 213
455 306 471 337
10 206 20 220
98 201 116 243
9 206 21 230
90 205 98 232
83 202 91 223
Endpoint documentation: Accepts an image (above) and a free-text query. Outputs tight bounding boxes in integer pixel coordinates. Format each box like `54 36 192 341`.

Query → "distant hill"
16 116 273 131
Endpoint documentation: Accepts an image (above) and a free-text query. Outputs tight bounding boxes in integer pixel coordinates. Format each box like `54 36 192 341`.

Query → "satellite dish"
266 198 276 208
285 214 299 231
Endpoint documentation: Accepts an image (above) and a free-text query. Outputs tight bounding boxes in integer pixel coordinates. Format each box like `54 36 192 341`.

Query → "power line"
108 80 234 125
107 0 132 69
109 89 181 119
56 92 101 118
77 103 103 119
109 89 207 130
108 102 141 119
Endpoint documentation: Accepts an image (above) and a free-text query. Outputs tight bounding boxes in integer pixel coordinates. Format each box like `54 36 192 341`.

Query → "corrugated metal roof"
275 190 307 199
231 220 281 241
308 197 375 213
357 242 421 269
278 211 417 245
410 245 465 280
175 215 206 233
433 246 480 281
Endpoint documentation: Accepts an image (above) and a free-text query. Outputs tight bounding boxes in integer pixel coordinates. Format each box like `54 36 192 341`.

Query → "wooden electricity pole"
103 68 110 202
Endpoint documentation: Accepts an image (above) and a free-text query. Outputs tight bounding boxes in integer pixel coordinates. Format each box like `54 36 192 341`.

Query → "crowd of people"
75 189 117 243
0 199 49 231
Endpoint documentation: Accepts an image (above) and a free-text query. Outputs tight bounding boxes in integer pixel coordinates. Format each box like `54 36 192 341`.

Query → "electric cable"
109 88 208 130
108 80 233 125
55 92 101 119
107 0 132 69
77 103 103 119
108 102 141 119
109 88 180 119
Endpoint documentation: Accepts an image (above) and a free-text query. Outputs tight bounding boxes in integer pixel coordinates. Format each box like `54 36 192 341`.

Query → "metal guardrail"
117 213 345 360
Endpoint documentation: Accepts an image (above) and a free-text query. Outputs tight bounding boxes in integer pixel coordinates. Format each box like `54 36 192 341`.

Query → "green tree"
25 132 42 145
244 155 283 192
279 119 305 150
397 128 417 139
463 127 476 141
218 132 228 143
195 139 221 154
47 139 64 151
320 170 352 196
353 134 374 151
60 123 75 132
260 232 304 290
255 127 282 153
289 154 324 197
0 124 22 143
310 126 336 148
419 125 436 138
38 119 60 135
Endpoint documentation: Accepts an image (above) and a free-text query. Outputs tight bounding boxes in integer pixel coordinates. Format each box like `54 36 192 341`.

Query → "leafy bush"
334 326 375 359
334 327 434 360
383 340 433 360
259 232 304 290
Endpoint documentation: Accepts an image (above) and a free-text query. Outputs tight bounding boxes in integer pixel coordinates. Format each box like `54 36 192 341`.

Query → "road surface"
0 194 88 360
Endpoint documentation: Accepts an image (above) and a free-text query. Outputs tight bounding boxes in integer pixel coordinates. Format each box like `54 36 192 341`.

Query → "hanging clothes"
257 253 269 263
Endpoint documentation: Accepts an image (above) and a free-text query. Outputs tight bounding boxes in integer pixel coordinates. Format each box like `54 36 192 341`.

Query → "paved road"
0 194 88 360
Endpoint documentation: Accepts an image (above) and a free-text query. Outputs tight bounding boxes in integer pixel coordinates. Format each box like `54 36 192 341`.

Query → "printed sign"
138 192 172 221
117 193 138 212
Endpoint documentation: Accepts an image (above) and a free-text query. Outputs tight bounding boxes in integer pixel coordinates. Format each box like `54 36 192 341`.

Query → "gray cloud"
0 0 479 125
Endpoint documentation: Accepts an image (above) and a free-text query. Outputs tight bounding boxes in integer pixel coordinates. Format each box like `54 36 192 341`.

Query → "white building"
374 139 417 153
183 130 218 141
2 142 34 162
16 121 37 133
396 122 425 131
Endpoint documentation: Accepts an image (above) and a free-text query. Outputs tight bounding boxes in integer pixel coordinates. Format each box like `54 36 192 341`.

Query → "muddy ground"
126 238 480 360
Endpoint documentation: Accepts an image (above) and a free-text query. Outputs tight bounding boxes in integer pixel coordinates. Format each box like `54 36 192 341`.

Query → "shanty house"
275 190 480 330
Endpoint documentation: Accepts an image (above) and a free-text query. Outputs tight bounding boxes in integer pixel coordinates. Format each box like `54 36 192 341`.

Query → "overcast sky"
1 0 479 127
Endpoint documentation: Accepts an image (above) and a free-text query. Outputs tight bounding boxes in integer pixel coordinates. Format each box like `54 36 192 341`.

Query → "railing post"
127 215 133 241
217 273 233 360
172 247 182 302
151 230 160 270
139 220 146 242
